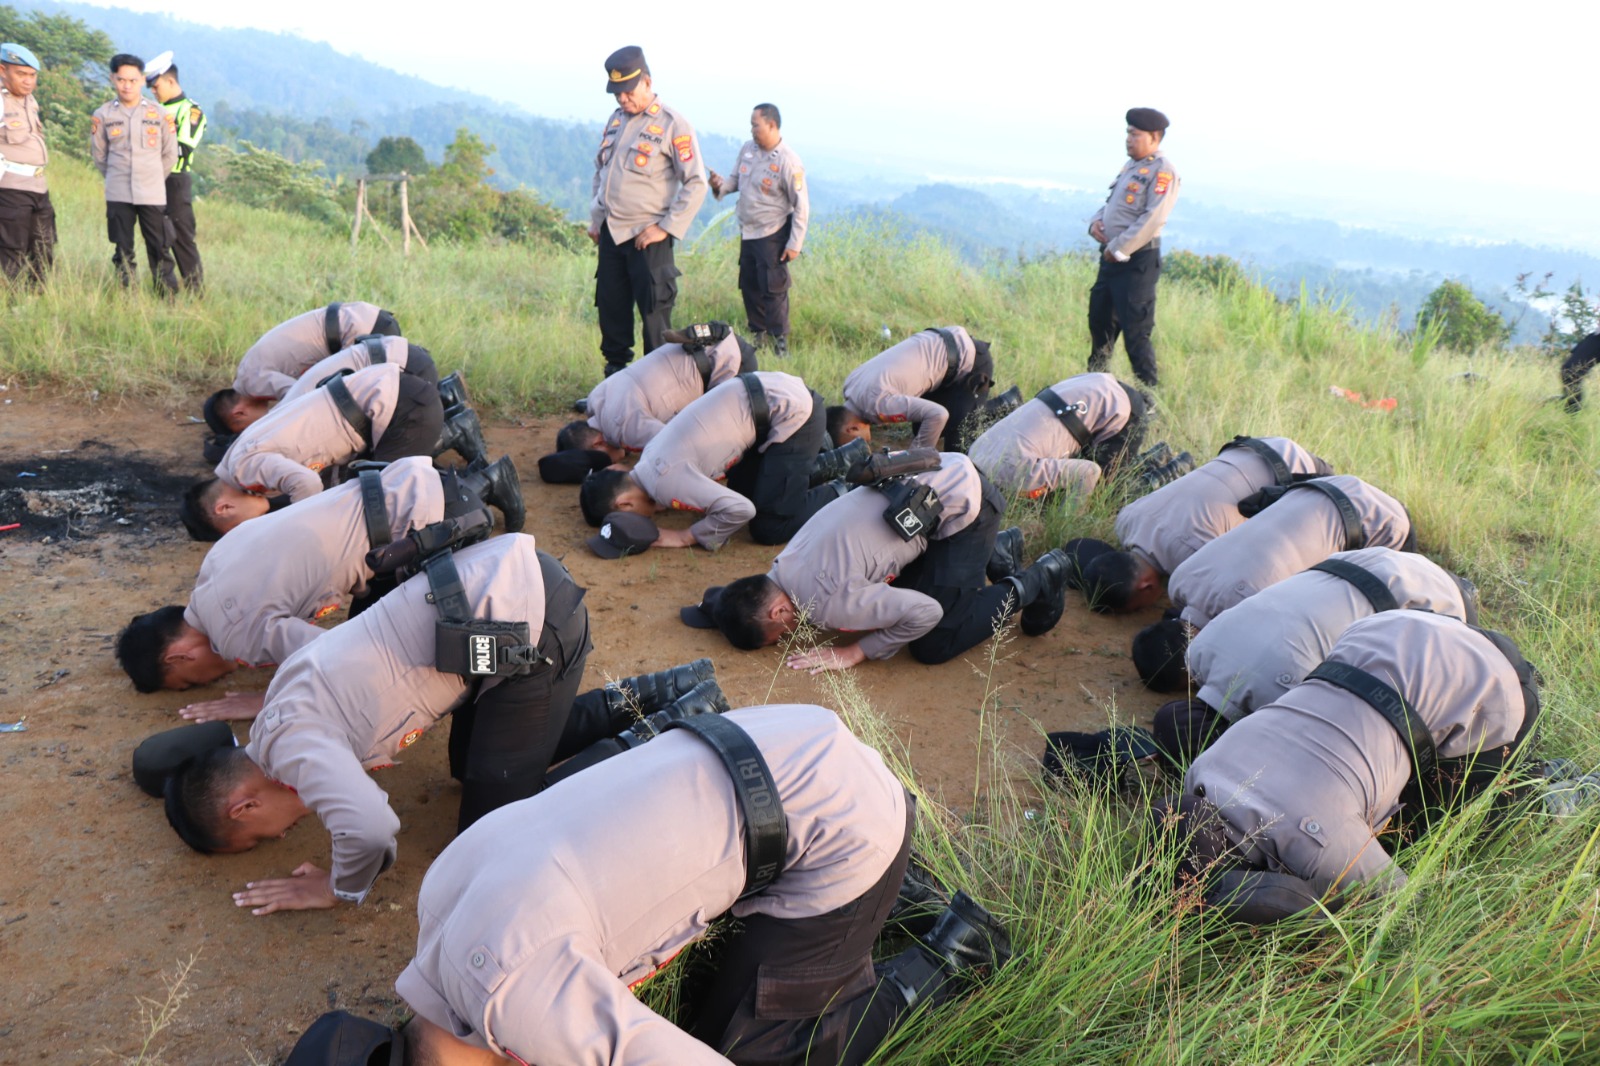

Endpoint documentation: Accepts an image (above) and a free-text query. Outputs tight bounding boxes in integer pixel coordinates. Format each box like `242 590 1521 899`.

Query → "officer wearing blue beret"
0 42 55 288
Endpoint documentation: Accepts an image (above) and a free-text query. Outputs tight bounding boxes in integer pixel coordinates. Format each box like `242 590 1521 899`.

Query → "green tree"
201 142 344 227
365 135 430 176
0 5 114 160
1415 279 1510 353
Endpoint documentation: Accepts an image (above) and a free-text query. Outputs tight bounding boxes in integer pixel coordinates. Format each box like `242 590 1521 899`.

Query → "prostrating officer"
143 51 205 292
0 42 55 288
227 301 403 402
589 46 707 378
710 103 809 358
90 53 179 293
282 705 1012 1066
835 326 998 452
1087 107 1179 387
968 372 1147 500
1154 610 1538 924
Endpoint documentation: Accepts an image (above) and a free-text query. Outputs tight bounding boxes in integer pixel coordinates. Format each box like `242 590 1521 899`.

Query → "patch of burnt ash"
0 441 192 541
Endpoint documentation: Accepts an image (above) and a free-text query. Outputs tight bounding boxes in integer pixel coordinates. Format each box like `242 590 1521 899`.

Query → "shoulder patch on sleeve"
672 133 693 163
793 167 805 191
1154 172 1174 195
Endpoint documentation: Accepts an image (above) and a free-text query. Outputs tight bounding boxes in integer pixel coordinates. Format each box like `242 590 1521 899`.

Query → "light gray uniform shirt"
282 336 413 403
842 327 978 449
246 534 546 903
770 453 983 660
717 138 809 251
1189 546 1470 721
584 334 746 451
89 97 176 205
184 456 445 668
0 87 48 193
1168 475 1413 630
1185 610 1525 899
1114 436 1327 575
968 372 1130 498
396 704 907 1065
214 362 401 502
233 302 386 399
1089 150 1179 259
590 98 707 242
633 371 814 549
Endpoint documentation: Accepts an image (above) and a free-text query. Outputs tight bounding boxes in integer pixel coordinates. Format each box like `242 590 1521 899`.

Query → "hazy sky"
75 0 1598 250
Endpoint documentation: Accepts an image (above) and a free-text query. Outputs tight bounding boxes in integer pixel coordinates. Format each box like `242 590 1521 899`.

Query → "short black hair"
557 420 604 452
110 53 144 74
1082 550 1142 613
754 102 781 128
164 745 250 854
578 467 630 527
1132 617 1190 691
163 63 180 82
825 405 855 447
180 479 225 542
202 388 237 435
714 574 781 650
372 309 401 336
116 606 187 693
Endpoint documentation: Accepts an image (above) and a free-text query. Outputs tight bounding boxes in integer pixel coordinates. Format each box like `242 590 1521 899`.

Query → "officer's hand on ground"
178 691 266 723
587 227 600 244
634 223 669 250
1089 219 1108 243
653 527 699 549
233 863 337 916
787 644 867 675
780 248 801 263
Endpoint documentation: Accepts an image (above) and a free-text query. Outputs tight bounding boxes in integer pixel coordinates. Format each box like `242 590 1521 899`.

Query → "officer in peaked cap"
144 50 206 292
0 42 56 288
1086 107 1180 387
588 46 707 379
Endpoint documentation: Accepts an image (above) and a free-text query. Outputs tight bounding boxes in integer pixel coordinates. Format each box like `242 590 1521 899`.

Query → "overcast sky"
76 0 1598 250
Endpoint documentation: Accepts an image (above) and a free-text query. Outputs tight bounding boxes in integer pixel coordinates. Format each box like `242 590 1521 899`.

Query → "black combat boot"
1131 441 1172 471
918 890 1014 977
434 404 489 464
844 446 943 486
773 335 789 359
986 526 1024 584
616 678 730 751
749 329 769 351
982 384 1023 418
1008 548 1071 637
1138 452 1194 492
885 856 951 937
460 456 526 533
437 371 470 410
809 438 872 486
592 658 717 730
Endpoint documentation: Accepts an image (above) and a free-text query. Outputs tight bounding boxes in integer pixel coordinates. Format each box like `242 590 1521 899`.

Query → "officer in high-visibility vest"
144 51 204 292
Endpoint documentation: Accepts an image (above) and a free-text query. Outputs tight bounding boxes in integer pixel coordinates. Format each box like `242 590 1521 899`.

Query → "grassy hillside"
6 158 1600 1062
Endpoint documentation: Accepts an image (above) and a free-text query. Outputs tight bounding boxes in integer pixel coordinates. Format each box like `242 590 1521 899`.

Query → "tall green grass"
7 159 1600 1063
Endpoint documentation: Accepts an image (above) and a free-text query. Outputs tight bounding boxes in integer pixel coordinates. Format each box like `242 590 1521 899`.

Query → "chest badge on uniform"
738 164 750 174
769 162 780 172
646 123 664 136
1125 194 1136 203
673 134 693 163
400 728 424 749
1139 167 1150 175
108 126 123 138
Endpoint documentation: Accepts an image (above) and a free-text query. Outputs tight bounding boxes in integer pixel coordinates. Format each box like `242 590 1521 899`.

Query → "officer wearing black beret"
1087 107 1180 388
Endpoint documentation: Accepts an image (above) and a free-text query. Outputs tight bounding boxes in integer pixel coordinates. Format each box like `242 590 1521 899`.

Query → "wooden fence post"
400 173 411 257
351 178 365 248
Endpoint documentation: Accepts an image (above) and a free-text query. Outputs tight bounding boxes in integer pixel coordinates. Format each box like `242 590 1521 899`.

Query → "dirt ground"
0 390 1167 1064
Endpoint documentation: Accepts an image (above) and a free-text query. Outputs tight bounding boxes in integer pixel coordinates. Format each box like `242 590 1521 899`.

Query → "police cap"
587 510 658 559
0 42 41 70
144 49 174 84
604 45 649 94
282 1011 403 1066
537 448 612 484
1126 107 1169 134
679 585 726 629
131 721 236 797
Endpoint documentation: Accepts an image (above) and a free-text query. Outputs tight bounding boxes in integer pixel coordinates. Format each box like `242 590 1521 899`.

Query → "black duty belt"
665 714 788 899
423 550 544 677
1287 479 1365 552
740 373 771 443
324 375 372 444
324 302 345 355
927 327 961 387
356 468 393 550
1308 558 1398 613
1307 659 1437 782
689 346 714 392
1220 436 1292 486
359 335 387 364
1034 386 1093 451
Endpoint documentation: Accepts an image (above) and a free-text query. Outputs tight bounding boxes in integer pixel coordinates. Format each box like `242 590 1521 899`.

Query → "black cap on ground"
587 510 658 559
131 720 236 797
282 1010 403 1066
538 449 612 484
679 585 726 628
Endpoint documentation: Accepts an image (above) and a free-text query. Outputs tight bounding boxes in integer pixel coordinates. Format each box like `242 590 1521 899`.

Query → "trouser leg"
0 190 51 287
738 236 766 334
637 235 680 356
1087 259 1120 371
346 573 398 619
1115 247 1161 386
923 379 988 454
687 802 914 1066
136 203 179 294
1151 698 1228 767
903 480 1014 664
26 193 54 288
1560 335 1600 412
371 373 446 461
106 202 138 286
731 391 834 545
595 227 638 368
401 345 440 388
164 172 203 291
1084 383 1149 471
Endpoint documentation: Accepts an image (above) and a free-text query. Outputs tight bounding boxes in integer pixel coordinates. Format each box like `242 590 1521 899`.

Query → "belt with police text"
665 713 788 899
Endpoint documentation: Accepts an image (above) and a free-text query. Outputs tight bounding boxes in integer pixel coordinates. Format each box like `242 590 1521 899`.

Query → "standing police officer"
144 51 205 292
90 53 179 293
710 103 809 358
589 46 707 378
0 42 54 288
1087 108 1179 387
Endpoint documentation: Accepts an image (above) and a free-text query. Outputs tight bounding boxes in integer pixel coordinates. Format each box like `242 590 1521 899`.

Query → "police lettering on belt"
0 41 56 288
709 103 810 357
589 46 708 376
1086 107 1179 387
90 53 180 292
144 51 205 292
